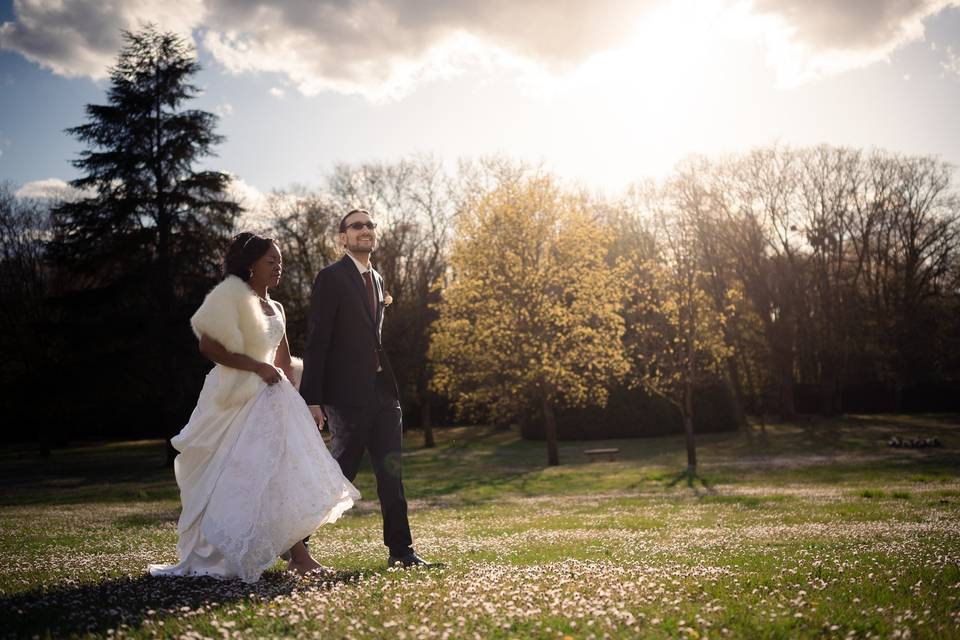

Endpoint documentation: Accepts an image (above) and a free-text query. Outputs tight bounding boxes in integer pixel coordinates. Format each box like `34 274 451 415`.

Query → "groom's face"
341 211 378 254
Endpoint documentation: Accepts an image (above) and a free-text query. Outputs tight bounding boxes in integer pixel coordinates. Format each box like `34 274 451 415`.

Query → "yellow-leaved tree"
622 181 735 476
429 174 628 466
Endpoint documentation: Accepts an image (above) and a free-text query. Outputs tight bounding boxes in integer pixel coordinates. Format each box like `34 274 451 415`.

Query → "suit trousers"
323 372 413 557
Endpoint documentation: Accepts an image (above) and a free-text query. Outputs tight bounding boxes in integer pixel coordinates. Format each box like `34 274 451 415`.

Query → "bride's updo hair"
223 232 276 282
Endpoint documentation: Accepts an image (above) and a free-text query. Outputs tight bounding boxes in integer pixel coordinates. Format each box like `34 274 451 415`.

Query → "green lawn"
1 414 958 639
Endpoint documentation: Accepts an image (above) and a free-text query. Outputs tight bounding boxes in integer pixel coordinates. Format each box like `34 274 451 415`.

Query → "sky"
2 0 960 210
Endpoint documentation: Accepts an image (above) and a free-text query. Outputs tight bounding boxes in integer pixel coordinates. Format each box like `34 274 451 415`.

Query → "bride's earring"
248 269 254 280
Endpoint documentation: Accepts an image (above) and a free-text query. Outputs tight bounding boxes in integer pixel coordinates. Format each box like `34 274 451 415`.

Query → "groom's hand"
308 405 326 430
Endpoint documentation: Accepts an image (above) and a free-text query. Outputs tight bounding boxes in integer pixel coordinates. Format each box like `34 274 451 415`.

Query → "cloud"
1 0 956 94
942 44 960 78
12 175 279 227
0 0 204 79
0 0 662 96
214 102 233 116
749 0 958 85
14 178 91 201
202 0 663 98
268 87 285 99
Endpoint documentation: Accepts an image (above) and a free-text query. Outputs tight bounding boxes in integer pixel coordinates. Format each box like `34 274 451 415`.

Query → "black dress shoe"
388 552 433 568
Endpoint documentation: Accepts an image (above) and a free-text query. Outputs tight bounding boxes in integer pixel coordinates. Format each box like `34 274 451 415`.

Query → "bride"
149 232 359 582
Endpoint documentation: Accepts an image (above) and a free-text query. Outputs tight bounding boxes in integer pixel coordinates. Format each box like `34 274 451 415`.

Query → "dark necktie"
362 271 382 371
362 271 376 318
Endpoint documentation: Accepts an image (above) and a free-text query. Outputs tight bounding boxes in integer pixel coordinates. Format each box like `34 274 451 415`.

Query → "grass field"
1 414 958 639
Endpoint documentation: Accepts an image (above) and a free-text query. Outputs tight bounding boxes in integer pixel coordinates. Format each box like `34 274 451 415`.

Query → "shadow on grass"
666 467 717 497
4 417 958 508
794 413 959 452
0 440 175 507
113 509 181 529
0 568 364 638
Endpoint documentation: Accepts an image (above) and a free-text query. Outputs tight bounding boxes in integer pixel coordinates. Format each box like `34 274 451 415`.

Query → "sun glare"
519 0 762 186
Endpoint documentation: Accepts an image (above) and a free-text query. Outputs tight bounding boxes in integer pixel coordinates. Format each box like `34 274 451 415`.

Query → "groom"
300 208 430 568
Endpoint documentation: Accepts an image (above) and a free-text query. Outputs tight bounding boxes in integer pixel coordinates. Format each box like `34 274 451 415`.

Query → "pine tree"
53 24 239 285
49 25 240 457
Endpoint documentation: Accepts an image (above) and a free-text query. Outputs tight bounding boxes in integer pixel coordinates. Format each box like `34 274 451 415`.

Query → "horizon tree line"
2 26 959 467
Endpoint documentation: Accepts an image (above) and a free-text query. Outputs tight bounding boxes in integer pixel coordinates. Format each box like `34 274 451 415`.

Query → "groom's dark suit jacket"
300 255 398 408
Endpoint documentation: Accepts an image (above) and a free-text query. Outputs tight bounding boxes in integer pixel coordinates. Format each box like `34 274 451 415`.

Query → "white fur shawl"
190 275 278 408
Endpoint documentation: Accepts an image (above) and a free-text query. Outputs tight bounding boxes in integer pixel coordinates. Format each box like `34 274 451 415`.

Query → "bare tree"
665 159 752 426
620 179 732 475
711 147 809 420
795 146 865 414
0 184 55 453
326 157 453 445
858 152 959 407
267 189 342 351
685 146 959 418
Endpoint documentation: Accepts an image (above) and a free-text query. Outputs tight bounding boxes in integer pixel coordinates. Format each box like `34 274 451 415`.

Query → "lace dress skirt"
148 365 359 583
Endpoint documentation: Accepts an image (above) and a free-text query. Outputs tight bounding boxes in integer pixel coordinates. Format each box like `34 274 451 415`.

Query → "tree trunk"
776 349 797 421
819 370 842 416
725 360 747 428
159 209 179 468
738 349 766 433
151 59 180 468
682 382 697 470
38 431 51 458
542 393 560 466
421 397 435 448
893 380 904 413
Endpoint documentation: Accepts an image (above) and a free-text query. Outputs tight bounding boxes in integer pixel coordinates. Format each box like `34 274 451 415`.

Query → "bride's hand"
255 362 283 385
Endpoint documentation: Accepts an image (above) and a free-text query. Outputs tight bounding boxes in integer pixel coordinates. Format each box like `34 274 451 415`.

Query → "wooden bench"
584 447 620 462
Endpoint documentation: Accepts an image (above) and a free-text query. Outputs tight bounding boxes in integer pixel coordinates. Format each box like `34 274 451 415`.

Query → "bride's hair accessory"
224 232 276 282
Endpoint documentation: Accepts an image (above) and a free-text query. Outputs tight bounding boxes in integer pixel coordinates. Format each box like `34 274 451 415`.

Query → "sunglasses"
345 221 377 231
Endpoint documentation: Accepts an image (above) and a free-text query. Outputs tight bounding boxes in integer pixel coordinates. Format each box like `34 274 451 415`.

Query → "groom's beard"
345 237 376 255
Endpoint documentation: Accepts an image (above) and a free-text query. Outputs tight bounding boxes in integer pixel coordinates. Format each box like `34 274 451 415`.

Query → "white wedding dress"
149 303 359 583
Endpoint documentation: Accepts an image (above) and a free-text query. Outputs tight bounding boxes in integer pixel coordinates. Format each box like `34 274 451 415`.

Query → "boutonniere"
384 293 393 307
